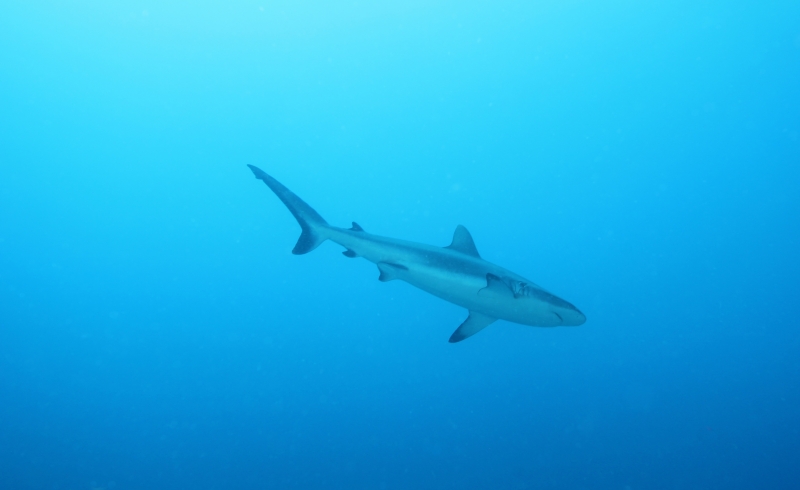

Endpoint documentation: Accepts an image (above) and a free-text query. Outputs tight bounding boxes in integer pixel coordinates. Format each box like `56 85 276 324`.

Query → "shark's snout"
555 305 586 326
539 291 586 326
547 297 586 326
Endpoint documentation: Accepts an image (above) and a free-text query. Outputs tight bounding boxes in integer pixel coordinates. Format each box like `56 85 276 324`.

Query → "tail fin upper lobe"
247 165 329 254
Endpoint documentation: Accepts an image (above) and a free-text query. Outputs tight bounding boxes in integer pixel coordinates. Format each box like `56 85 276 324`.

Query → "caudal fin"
247 165 329 254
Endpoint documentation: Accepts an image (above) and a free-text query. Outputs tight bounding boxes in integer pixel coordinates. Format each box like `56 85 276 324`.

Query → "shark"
248 165 585 342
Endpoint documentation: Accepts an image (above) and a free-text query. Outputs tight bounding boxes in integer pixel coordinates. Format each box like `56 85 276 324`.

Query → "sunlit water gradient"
1 1 799 489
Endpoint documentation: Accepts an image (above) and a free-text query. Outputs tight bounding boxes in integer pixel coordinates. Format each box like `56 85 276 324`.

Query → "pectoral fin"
449 311 496 343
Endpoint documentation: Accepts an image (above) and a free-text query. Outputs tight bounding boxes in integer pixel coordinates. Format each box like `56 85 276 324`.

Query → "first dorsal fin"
445 225 480 258
350 222 364 232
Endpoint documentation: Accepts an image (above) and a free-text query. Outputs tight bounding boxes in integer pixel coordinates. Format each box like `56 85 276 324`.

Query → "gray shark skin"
248 165 585 342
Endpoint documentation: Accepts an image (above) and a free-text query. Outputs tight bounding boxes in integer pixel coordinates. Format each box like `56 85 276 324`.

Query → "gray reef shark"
248 165 585 342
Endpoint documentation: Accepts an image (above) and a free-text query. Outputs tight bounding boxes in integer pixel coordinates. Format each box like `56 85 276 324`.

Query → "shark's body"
248 165 585 342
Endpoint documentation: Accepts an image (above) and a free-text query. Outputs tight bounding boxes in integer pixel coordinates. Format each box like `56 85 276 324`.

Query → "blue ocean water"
1 1 799 489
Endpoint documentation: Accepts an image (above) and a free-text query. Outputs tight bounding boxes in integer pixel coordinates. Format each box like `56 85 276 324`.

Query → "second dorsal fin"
445 225 480 258
349 222 364 232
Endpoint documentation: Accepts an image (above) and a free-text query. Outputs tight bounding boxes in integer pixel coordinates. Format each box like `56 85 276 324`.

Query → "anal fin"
342 249 357 258
449 311 496 343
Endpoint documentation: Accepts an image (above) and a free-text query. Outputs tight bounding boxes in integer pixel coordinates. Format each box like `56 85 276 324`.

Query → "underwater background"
1 1 799 489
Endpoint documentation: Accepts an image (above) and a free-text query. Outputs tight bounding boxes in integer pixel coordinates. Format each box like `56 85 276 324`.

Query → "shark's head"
504 278 586 326
546 297 586 326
